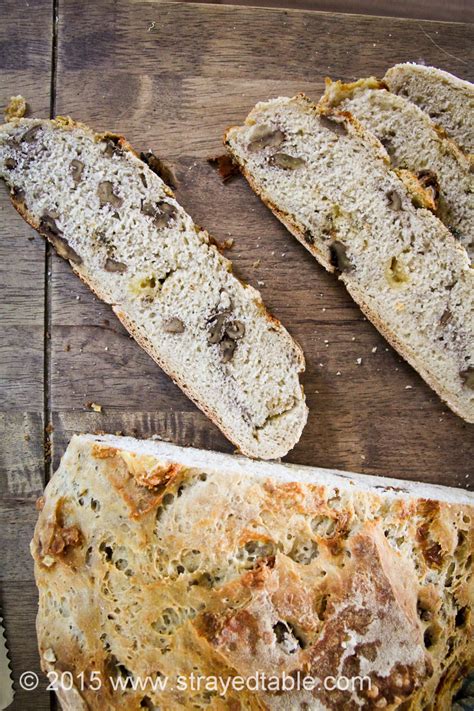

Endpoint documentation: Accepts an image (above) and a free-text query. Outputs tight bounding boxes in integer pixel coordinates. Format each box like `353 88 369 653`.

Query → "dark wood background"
0 1 473 708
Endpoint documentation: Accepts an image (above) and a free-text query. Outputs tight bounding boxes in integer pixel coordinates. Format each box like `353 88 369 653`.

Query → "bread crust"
224 94 474 423
383 63 474 157
321 76 474 259
32 434 474 710
0 116 308 459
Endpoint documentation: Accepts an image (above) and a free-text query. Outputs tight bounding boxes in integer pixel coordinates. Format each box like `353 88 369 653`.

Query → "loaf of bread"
225 94 474 422
32 434 474 710
384 63 474 156
321 77 473 260
0 117 308 459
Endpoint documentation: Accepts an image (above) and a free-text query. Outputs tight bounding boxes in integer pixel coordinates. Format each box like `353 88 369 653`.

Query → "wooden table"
1 1 473 708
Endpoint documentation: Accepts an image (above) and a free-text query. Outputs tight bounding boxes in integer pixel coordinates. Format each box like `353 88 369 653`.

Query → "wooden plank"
0 1 52 709
0 2 468 708
1 583 51 710
53 0 473 487
178 0 474 24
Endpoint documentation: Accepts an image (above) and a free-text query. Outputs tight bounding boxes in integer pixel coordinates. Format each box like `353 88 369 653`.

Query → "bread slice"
321 77 473 260
224 94 474 422
0 117 307 459
32 433 474 711
384 63 474 156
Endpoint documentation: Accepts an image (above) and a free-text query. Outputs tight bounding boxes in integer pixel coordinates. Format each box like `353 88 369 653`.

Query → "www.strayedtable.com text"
20 669 372 695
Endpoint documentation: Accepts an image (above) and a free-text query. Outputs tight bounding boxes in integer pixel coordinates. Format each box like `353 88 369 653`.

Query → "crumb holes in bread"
329 241 353 273
460 367 474 389
417 170 440 206
385 256 409 287
247 124 285 152
289 538 318 565
273 621 305 653
311 515 335 538
5 157 16 170
423 623 440 649
387 191 402 211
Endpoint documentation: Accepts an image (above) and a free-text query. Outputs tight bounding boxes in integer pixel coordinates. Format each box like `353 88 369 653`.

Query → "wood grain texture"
53 0 473 483
0 2 52 709
2 2 473 709
178 0 474 24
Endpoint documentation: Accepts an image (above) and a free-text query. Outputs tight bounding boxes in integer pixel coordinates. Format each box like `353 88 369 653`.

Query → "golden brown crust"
32 435 474 710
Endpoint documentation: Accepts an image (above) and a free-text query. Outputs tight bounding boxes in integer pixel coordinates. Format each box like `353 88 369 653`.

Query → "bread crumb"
372 346 377 353
4 95 27 121
257 280 265 287
45 423 54 434
405 385 412 390
252 259 261 268
87 402 103 412
356 357 362 365
207 155 239 184
336 371 341 376
351 337 356 341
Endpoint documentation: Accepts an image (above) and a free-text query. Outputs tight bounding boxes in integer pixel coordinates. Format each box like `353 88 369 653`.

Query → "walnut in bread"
321 77 474 260
224 94 474 423
0 116 307 459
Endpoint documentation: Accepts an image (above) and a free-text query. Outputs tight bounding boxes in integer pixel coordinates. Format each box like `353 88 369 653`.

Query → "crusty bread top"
321 76 474 260
32 435 473 711
384 63 474 156
0 116 308 460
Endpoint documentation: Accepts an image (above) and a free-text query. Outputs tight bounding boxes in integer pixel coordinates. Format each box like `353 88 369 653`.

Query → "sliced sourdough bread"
321 77 473 261
225 94 474 422
384 63 474 156
32 433 474 711
0 117 307 459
